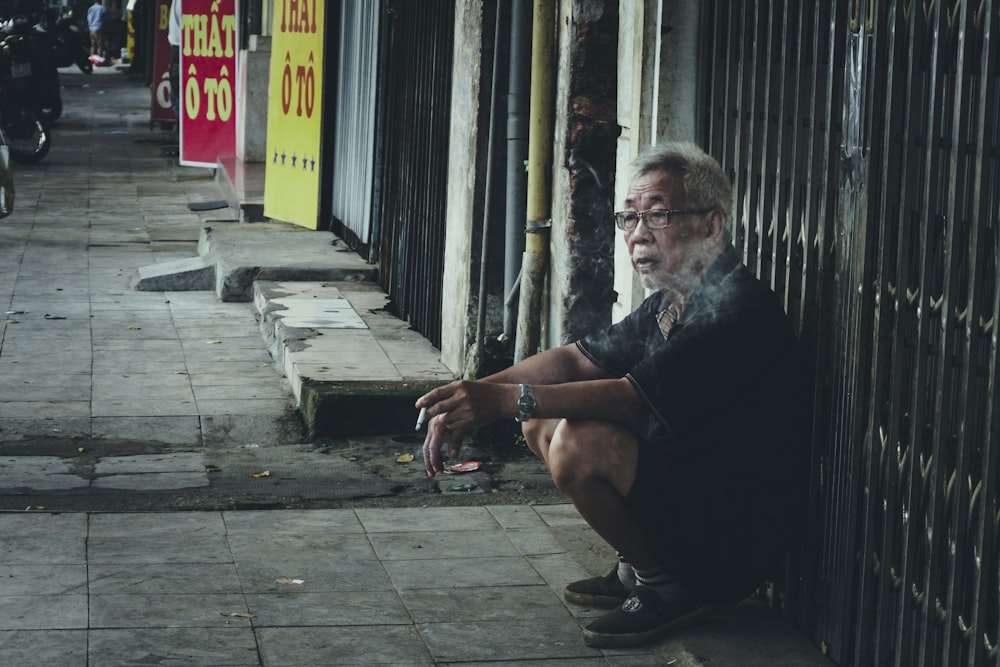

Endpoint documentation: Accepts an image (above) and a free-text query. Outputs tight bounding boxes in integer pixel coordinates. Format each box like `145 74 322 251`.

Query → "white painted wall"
612 0 700 322
440 2 486 375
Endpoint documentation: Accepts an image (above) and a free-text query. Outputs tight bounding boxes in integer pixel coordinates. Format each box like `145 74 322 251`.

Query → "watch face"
517 385 536 416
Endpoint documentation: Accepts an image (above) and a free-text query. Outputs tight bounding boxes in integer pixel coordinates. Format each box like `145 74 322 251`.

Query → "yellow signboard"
264 0 324 228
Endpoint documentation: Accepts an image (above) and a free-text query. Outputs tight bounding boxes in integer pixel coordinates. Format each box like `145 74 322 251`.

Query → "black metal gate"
374 0 455 347
701 1 1000 665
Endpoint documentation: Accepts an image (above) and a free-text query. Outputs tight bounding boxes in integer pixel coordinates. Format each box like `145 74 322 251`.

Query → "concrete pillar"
238 34 271 162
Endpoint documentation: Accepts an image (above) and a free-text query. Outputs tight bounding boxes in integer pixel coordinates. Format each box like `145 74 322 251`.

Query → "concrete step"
133 220 378 301
131 220 451 437
253 280 455 438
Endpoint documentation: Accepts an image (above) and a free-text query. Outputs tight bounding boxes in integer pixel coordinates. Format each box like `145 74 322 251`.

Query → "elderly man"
416 141 808 648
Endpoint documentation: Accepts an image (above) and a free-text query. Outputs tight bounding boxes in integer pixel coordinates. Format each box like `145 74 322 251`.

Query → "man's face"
623 169 710 293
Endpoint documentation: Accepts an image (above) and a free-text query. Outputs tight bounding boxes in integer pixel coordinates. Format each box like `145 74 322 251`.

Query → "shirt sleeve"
627 282 798 435
576 294 662 377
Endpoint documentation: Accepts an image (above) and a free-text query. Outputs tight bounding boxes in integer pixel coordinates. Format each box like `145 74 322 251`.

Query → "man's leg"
522 418 709 648
524 418 658 570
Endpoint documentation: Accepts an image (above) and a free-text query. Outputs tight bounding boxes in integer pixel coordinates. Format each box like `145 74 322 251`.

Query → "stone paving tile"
385 555 546 591
91 351 188 371
91 398 198 418
88 563 243 596
90 415 202 445
0 595 89 630
356 506 497 533
193 398 295 416
0 514 86 565
92 381 195 401
0 564 88 596
0 384 91 402
399 585 569 623
246 590 412 627
228 531 377 561
231 554 392 594
367 529 522 561
95 452 204 474
0 416 92 440
257 625 435 666
88 627 259 667
0 629 89 665
90 593 253 629
191 383 292 401
0 372 92 389
93 471 209 490
0 457 87 490
223 508 365 534
0 401 92 419
418 618 598 663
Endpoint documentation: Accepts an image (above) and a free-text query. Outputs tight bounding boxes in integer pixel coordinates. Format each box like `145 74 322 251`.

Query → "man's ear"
705 209 726 241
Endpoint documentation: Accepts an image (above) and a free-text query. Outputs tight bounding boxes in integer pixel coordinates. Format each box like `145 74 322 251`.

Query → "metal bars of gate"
375 1 454 348
329 1 380 253
700 1 1000 666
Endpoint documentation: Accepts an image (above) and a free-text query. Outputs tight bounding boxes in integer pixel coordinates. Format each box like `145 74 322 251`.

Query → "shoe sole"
581 604 713 648
564 589 629 610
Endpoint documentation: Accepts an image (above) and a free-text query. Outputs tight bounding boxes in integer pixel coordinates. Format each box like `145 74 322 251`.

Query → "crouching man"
416 141 809 648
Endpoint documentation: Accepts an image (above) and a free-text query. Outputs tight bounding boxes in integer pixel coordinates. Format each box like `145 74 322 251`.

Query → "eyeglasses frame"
613 207 715 231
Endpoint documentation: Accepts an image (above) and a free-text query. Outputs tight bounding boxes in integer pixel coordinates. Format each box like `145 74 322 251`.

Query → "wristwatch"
515 384 536 422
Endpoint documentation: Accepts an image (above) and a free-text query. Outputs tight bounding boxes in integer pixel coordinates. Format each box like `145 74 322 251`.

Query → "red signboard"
179 0 239 168
150 0 174 126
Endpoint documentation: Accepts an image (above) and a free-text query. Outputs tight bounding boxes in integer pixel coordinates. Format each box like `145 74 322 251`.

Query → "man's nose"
626 218 654 242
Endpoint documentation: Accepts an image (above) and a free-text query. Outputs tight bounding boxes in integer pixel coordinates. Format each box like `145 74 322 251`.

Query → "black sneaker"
564 566 631 609
581 585 710 648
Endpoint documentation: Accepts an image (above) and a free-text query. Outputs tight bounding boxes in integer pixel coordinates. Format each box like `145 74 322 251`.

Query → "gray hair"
631 141 733 223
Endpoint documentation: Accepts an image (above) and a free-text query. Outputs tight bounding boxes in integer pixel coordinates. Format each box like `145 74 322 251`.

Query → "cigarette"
415 407 428 431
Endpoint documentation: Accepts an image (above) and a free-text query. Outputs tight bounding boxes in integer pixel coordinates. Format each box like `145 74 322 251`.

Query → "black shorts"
624 446 791 604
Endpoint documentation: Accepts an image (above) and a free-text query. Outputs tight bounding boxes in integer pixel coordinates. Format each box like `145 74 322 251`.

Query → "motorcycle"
0 16 63 123
0 29 51 163
41 11 92 75
0 100 50 164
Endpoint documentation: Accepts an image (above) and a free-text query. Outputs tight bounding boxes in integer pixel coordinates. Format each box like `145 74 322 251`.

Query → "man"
87 0 107 58
416 141 808 648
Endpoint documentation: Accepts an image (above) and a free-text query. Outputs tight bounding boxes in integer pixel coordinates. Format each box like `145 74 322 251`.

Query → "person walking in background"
168 0 181 119
87 0 107 58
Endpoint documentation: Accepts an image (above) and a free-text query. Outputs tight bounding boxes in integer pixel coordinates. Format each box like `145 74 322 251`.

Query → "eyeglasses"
613 208 714 231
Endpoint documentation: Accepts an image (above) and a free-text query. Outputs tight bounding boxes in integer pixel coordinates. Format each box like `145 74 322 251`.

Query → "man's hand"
415 380 514 477
420 413 466 477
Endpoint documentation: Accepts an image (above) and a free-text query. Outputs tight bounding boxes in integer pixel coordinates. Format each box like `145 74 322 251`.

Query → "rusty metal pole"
513 0 555 363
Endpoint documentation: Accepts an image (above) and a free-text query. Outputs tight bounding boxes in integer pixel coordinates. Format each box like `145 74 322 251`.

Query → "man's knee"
520 418 555 461
547 420 638 496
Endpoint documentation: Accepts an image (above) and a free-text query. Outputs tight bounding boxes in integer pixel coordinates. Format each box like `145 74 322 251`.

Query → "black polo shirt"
576 246 808 599
577 244 804 473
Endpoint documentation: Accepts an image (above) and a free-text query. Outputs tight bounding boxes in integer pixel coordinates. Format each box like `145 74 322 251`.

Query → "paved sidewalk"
0 68 831 666
0 505 618 665
1 68 298 448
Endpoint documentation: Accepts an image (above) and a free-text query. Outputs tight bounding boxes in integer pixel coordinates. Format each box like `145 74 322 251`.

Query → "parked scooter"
0 29 52 163
40 10 91 74
0 16 63 123
0 98 50 165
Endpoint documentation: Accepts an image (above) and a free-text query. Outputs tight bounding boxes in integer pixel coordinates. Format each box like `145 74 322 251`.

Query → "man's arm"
415 344 646 476
415 342 613 425
481 342 612 385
